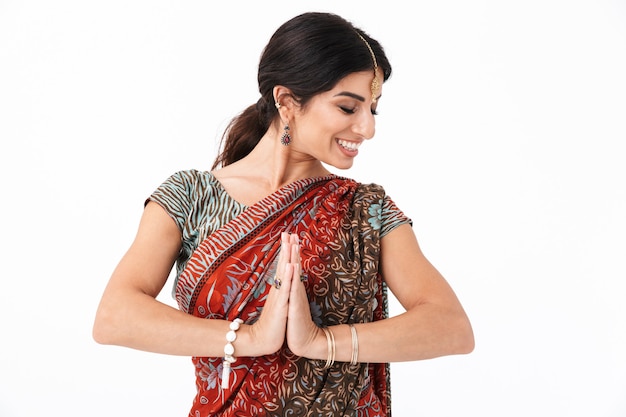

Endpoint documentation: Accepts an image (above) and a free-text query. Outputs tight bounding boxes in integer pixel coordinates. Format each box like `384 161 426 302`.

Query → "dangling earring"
280 124 291 146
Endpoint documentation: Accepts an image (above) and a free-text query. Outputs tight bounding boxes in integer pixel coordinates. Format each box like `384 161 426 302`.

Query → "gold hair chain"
357 33 380 103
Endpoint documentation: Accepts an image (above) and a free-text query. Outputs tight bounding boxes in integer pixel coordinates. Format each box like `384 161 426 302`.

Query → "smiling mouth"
337 139 361 151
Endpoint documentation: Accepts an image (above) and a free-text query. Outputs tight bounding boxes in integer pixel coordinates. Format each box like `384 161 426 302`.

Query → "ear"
273 85 297 116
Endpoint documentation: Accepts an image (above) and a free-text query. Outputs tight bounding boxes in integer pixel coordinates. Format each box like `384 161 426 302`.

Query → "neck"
217 126 331 193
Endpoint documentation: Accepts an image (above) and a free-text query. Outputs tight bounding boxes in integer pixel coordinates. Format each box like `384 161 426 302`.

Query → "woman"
93 11 474 417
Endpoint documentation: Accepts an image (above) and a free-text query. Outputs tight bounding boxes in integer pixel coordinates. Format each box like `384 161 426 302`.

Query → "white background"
1 1 625 416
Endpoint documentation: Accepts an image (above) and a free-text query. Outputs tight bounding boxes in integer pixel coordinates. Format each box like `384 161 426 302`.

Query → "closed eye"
340 106 356 114
339 106 379 116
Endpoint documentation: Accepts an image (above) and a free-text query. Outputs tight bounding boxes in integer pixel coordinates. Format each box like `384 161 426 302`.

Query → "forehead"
328 69 384 100
332 70 379 89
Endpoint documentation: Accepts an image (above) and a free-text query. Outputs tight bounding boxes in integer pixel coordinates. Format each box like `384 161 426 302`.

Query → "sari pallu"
176 176 392 417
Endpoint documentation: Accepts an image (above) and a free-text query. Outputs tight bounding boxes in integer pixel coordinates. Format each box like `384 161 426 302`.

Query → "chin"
329 161 354 170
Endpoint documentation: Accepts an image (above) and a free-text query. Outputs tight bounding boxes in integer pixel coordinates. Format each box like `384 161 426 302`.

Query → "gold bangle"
321 327 336 369
349 324 359 366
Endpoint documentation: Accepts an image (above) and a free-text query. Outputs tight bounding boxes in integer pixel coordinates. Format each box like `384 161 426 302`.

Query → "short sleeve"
144 170 246 297
356 183 412 238
146 170 198 233
380 194 412 237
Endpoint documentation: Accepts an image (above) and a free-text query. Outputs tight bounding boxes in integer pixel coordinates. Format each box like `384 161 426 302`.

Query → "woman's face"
289 69 383 170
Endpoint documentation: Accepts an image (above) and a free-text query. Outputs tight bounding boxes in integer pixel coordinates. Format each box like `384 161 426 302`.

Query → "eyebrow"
334 91 365 101
334 91 382 102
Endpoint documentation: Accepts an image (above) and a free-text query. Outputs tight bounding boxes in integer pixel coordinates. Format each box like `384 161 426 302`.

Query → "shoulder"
150 169 225 198
161 169 217 188
352 181 413 237
351 181 386 205
355 181 385 195
327 175 383 196
147 169 221 214
147 169 243 233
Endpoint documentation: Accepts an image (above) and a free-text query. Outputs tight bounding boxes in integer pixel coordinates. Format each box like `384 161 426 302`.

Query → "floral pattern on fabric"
149 172 412 417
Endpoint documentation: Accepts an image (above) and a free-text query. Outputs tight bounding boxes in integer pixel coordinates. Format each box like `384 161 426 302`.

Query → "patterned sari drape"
175 176 391 417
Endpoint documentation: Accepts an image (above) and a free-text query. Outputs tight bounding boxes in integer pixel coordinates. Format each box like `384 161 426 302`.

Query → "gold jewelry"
356 33 380 103
349 324 359 366
321 327 336 369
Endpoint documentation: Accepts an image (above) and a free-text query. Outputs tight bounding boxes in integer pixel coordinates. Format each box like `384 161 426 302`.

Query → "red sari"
174 175 402 417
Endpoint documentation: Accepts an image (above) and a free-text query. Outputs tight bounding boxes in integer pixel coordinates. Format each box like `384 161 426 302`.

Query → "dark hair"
211 12 392 169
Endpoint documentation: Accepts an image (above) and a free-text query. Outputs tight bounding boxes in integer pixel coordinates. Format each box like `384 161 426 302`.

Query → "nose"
354 111 376 140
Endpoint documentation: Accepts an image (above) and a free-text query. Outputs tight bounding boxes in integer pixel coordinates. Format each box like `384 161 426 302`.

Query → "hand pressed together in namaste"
251 232 323 359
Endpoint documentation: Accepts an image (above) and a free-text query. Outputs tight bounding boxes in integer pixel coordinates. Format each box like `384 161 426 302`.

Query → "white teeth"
337 140 361 151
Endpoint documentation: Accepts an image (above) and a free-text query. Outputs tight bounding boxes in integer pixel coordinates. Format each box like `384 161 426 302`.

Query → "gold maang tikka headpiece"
357 33 380 103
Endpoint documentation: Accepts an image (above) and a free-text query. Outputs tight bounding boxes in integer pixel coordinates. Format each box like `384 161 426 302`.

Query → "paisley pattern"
148 170 411 417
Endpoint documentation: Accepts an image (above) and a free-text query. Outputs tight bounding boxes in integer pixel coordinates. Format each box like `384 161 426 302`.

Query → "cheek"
315 108 345 133
296 104 346 142
301 110 333 135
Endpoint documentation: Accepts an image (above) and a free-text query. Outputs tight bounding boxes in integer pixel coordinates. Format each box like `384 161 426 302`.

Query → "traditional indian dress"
148 170 411 417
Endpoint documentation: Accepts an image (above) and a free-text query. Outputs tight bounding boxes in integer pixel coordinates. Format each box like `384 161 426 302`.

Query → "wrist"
313 324 359 367
243 322 284 356
221 318 243 389
320 326 336 369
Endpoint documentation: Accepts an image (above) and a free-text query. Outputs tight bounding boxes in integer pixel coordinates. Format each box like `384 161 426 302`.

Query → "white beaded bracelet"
221 318 243 389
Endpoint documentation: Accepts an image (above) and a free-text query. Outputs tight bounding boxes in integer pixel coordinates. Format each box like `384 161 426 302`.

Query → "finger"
290 262 301 287
288 265 309 315
267 263 292 309
281 263 294 293
282 232 294 263
290 242 300 265
277 232 291 266
286 261 319 357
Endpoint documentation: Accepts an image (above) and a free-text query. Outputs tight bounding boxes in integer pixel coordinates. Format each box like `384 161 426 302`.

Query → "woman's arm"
287 223 474 363
355 223 474 362
92 201 290 357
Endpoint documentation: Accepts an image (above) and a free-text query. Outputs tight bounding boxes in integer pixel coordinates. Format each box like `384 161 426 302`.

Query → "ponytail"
211 97 274 170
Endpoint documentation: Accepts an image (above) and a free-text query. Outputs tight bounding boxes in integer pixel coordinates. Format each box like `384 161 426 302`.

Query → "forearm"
306 304 474 364
92 291 267 358
357 304 473 362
